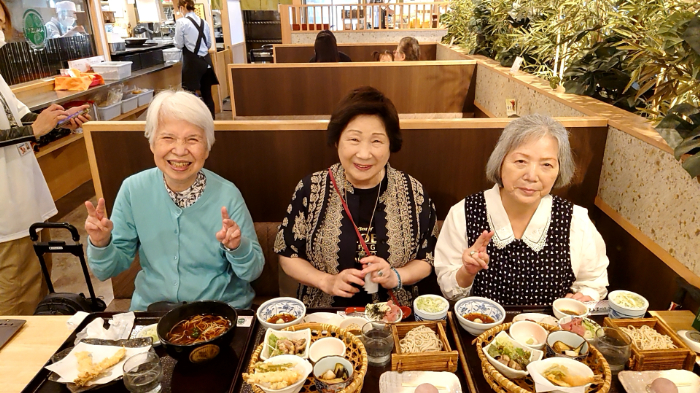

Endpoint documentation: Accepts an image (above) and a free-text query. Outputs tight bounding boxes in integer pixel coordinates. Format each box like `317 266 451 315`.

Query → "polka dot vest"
466 192 576 306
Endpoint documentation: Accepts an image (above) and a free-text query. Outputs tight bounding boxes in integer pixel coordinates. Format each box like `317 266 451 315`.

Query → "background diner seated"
273 43 438 63
82 118 608 308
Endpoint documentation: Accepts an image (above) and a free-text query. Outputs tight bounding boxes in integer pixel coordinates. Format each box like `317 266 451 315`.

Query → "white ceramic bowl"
558 316 602 341
512 313 559 327
608 290 649 319
260 328 311 360
339 317 368 333
304 312 344 327
509 321 548 350
257 297 306 331
308 337 346 363
413 295 449 321
545 330 590 361
312 355 354 392
527 357 594 390
552 298 589 319
483 331 543 379
255 354 313 393
454 296 506 336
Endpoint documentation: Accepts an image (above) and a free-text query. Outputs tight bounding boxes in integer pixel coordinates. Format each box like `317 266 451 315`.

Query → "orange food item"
54 69 104 91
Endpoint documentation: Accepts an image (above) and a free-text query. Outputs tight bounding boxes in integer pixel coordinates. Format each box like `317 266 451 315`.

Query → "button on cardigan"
88 168 265 311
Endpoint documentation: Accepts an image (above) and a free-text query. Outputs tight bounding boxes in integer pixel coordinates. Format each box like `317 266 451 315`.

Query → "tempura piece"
74 347 127 387
243 362 302 389
543 364 603 387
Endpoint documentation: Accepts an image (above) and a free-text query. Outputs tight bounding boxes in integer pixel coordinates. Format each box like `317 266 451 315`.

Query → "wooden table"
650 310 696 331
0 316 74 393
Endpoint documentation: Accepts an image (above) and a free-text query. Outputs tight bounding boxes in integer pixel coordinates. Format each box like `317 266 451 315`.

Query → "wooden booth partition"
273 43 438 63
228 61 477 118
83 118 608 302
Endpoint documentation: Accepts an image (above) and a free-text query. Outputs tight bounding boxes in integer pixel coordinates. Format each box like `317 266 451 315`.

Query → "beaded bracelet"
391 267 402 290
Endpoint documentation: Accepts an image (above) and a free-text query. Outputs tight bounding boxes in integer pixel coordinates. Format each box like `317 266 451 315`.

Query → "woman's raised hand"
216 207 241 250
360 256 397 289
321 269 365 298
32 104 68 137
462 230 494 275
84 198 113 247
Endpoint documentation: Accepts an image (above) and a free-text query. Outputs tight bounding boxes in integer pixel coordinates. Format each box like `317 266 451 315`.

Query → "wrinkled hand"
64 105 91 130
85 198 113 247
360 256 397 289
462 230 494 276
321 269 365 298
32 104 68 137
216 207 241 250
566 292 594 302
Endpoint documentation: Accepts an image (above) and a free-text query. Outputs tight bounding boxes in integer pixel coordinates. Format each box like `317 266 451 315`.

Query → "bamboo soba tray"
603 317 696 371
474 322 612 393
246 322 368 393
391 320 459 372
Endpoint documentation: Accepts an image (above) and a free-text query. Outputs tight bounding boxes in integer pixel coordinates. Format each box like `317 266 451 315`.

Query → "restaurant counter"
111 40 175 56
10 307 683 393
9 61 182 202
18 62 180 112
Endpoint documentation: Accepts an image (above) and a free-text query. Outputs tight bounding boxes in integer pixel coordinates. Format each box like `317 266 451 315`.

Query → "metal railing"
280 1 448 32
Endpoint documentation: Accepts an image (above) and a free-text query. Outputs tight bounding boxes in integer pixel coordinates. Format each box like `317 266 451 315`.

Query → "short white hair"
144 90 215 151
486 114 575 189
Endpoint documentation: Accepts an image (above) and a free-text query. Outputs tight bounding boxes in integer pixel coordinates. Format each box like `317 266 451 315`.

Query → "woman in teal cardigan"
84 90 264 311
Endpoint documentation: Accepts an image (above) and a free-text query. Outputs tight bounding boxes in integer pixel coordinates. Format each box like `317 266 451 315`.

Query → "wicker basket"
474 323 612 393
245 323 368 393
603 317 696 371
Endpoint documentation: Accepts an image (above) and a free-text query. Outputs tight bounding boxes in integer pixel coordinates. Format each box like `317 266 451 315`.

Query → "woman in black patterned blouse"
274 86 437 308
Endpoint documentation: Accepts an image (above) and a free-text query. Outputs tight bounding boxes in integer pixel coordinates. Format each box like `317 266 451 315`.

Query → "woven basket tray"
474 323 612 393
246 322 368 393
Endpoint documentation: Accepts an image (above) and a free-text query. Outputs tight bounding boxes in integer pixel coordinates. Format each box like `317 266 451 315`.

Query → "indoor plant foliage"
655 104 700 178
441 0 700 119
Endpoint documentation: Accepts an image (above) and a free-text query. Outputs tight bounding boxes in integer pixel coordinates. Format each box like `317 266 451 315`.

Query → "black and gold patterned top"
274 163 438 308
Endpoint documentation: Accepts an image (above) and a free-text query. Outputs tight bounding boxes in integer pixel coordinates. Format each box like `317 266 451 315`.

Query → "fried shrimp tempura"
242 362 302 390
74 347 127 387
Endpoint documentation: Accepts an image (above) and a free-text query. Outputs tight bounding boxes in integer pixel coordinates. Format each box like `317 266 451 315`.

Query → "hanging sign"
23 9 47 50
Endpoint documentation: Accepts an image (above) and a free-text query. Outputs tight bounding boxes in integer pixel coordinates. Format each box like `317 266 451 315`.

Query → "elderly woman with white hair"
84 90 264 311
434 114 609 305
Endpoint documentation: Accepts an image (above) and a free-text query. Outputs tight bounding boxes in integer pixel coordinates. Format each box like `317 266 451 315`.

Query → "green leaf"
674 135 700 160
682 153 700 178
682 15 700 56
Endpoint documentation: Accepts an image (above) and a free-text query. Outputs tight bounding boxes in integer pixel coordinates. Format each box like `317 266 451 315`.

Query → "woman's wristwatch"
391 267 402 290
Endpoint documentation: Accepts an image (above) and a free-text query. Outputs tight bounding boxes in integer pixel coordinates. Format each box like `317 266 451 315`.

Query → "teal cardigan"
87 168 265 311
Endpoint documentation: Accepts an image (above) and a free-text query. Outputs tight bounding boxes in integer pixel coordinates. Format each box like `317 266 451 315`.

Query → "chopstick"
401 383 448 390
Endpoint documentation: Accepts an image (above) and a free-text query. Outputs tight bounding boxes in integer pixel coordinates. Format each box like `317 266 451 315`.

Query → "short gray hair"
486 114 575 189
144 90 215 151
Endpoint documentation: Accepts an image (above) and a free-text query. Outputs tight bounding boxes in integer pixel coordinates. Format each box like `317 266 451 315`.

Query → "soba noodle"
399 325 443 354
166 314 231 345
620 325 677 350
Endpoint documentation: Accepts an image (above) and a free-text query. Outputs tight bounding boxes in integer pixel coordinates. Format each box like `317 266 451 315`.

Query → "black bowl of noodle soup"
157 301 238 364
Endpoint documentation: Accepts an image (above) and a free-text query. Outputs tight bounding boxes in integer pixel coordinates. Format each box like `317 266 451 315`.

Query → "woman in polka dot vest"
434 114 609 305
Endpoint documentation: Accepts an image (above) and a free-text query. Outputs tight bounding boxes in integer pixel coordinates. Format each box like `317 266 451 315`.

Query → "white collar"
484 184 552 252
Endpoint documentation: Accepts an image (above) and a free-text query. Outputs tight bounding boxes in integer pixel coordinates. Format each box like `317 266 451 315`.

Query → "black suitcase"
29 223 107 315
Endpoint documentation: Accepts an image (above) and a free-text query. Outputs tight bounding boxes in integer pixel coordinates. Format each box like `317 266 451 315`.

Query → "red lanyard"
327 168 401 306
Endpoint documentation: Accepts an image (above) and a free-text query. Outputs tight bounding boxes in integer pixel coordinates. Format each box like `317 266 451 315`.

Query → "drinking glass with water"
594 327 632 376
123 352 163 393
361 321 394 366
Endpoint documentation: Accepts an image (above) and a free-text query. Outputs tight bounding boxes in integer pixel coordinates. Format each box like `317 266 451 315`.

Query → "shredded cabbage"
612 292 645 308
416 297 446 313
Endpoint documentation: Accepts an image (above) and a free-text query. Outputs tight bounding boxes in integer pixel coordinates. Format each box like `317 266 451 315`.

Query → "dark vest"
466 192 576 306
181 16 219 92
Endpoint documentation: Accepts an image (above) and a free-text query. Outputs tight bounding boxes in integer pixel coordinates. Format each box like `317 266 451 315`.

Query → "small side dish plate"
618 370 700 393
379 371 462 393
134 323 160 346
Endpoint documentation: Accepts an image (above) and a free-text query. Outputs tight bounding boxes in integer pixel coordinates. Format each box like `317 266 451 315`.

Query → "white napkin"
45 343 150 386
364 262 378 294
74 312 135 345
527 364 589 393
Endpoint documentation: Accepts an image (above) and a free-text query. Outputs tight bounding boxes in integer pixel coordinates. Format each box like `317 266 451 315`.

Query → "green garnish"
487 336 532 368
191 327 200 338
